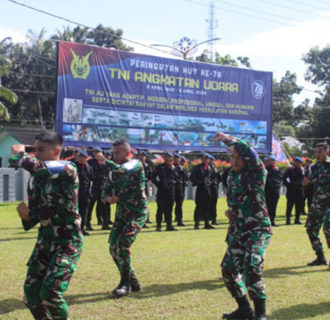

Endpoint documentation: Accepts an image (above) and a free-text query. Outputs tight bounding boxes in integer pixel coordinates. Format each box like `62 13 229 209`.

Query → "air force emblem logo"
252 80 265 99
70 49 92 79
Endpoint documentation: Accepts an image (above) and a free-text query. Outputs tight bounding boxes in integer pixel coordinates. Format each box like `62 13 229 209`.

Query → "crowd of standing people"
9 130 329 320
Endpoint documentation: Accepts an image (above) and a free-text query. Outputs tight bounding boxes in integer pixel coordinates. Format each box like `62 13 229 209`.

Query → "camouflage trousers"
109 215 147 275
306 201 330 254
221 230 271 300
24 240 83 320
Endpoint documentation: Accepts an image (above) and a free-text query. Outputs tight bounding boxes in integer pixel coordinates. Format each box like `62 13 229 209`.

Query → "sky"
1 0 330 105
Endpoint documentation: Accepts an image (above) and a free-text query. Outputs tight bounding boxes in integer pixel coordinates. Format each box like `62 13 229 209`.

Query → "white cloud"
216 14 330 59
0 25 26 43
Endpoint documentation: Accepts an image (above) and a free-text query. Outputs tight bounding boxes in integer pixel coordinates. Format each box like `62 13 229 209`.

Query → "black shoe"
146 219 152 224
102 225 111 230
222 307 254 319
82 230 90 236
177 222 186 227
109 220 114 225
307 255 327 266
130 271 141 292
156 226 162 232
254 298 267 320
205 224 215 229
294 221 302 225
85 225 94 231
166 225 178 231
271 223 279 227
286 221 291 225
142 224 149 229
212 220 219 225
194 223 200 230
112 279 131 297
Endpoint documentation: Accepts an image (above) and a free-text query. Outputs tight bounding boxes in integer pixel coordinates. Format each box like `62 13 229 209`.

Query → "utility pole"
206 1 218 62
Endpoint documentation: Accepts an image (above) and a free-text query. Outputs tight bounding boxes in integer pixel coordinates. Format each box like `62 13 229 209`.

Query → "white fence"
0 168 29 202
1 168 285 203
0 168 216 203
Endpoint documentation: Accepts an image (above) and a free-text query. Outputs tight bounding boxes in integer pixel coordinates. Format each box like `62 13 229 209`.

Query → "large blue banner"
56 41 272 152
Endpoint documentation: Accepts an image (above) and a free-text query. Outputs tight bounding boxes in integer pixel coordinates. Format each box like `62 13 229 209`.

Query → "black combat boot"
254 298 267 320
112 273 131 297
222 296 254 319
204 222 215 229
130 270 141 292
307 252 327 266
166 225 178 231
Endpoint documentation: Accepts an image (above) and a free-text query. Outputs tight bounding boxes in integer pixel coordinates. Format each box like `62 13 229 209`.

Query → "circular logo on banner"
252 80 265 99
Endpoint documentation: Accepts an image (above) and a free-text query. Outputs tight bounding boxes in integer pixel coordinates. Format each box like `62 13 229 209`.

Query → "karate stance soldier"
97 140 148 297
303 142 330 267
10 131 83 320
213 132 272 320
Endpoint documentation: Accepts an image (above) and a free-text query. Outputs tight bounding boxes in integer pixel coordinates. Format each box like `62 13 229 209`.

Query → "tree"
303 45 330 86
272 71 302 124
0 37 17 122
302 45 330 144
195 50 251 68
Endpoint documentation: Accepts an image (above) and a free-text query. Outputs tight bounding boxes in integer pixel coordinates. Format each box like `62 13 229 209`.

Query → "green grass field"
0 197 329 320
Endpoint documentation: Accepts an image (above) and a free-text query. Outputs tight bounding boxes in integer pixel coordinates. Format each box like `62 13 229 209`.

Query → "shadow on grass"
0 236 37 242
264 265 329 278
0 298 25 315
64 278 223 304
132 278 223 299
271 302 330 319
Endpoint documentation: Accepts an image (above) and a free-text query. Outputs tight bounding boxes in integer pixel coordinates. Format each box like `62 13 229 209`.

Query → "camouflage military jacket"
9 153 83 245
103 159 148 220
310 160 330 207
224 136 272 235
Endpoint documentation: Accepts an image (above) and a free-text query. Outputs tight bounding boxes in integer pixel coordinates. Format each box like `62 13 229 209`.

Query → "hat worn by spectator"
93 146 102 152
201 152 211 159
209 154 216 161
174 153 181 158
269 155 276 161
164 151 173 157
138 150 147 156
105 150 112 155
76 148 88 158
294 156 303 163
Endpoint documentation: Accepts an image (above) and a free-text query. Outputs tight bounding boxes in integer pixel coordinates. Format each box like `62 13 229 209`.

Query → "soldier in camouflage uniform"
303 142 330 267
98 140 148 297
213 132 272 320
9 131 83 320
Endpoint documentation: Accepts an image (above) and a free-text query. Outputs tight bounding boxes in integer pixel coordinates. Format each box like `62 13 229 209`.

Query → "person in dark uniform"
173 153 186 227
209 155 222 225
86 146 110 230
264 155 282 227
190 153 214 230
151 151 177 231
137 149 153 227
303 158 314 213
104 150 113 225
221 165 232 195
282 156 305 225
72 148 94 235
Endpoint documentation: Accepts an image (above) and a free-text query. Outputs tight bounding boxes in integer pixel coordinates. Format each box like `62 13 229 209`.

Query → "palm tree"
0 38 17 122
